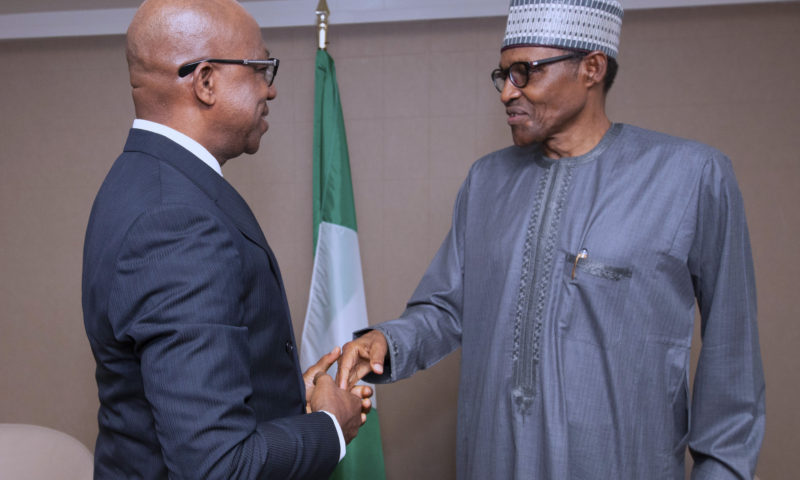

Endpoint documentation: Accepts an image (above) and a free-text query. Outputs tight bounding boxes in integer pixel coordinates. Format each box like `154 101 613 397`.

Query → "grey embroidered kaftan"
367 124 764 479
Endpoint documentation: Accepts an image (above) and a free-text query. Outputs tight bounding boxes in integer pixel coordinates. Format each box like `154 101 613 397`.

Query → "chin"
244 144 261 155
511 133 539 147
243 135 264 155
510 126 542 147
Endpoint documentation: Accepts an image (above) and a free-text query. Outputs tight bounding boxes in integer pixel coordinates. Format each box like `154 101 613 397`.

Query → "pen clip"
571 248 588 280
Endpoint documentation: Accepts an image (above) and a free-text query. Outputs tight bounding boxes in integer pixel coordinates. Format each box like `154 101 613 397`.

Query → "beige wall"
1 2 797 478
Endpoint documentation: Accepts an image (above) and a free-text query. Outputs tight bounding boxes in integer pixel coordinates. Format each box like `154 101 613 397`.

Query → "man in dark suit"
82 0 368 478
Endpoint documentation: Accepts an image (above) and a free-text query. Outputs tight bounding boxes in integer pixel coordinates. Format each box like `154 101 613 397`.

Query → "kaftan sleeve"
687 154 765 479
362 174 471 383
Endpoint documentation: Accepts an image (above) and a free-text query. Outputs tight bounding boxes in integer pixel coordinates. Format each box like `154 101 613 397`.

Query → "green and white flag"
300 48 387 480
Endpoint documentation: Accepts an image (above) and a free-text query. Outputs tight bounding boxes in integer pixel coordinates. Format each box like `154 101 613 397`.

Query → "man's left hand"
303 347 373 419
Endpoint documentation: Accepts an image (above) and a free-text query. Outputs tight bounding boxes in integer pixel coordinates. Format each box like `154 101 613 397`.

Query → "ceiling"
0 1 137 15
0 0 273 15
0 0 793 40
1 0 790 15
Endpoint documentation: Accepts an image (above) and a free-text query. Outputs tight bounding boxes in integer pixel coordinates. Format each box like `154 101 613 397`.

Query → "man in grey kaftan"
338 1 764 478
366 124 763 479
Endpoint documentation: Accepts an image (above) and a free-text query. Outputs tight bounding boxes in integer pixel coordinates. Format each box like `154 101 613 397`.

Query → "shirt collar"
132 119 223 177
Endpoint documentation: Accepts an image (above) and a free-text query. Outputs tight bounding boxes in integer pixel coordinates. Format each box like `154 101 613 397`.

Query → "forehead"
251 38 270 59
499 46 567 66
227 18 269 57
250 29 269 56
233 37 269 60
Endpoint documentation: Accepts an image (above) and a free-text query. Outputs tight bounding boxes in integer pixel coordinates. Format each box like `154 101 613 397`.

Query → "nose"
499 77 520 105
266 82 277 101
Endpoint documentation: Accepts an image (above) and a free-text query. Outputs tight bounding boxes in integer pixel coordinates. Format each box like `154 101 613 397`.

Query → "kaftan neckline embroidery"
511 160 574 415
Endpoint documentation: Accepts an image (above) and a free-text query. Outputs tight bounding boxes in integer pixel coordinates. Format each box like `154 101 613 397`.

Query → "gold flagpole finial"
315 0 330 50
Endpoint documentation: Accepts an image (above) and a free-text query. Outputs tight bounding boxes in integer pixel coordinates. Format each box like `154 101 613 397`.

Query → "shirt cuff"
321 410 346 462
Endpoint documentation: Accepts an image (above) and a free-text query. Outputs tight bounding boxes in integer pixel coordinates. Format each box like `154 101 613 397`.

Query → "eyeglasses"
491 53 584 92
178 58 280 86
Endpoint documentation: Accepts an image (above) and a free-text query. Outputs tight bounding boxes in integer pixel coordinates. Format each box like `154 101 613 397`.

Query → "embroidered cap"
502 0 624 59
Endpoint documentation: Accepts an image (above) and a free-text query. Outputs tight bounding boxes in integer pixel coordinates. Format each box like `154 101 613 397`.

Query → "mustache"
505 100 527 116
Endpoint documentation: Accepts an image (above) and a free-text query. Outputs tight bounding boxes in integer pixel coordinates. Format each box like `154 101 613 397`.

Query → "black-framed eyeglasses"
178 58 280 86
491 53 584 92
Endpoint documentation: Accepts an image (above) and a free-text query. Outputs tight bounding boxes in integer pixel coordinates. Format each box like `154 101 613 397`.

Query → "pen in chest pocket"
571 248 588 280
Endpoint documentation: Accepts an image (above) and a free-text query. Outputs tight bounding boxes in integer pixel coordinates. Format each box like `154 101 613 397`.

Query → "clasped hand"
335 329 388 391
303 347 373 444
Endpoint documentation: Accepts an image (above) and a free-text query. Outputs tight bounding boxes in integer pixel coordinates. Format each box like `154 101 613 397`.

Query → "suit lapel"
214 181 290 291
123 129 303 395
123 129 293 320
123 129 270 254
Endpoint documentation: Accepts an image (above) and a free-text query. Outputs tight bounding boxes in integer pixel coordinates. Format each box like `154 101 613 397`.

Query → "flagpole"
316 0 329 50
305 3 388 477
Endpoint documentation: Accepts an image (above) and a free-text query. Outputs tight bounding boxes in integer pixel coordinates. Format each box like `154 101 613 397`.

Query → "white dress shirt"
132 119 223 176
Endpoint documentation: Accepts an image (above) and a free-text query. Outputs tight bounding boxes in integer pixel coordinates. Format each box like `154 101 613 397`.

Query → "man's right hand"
336 330 388 390
309 373 364 444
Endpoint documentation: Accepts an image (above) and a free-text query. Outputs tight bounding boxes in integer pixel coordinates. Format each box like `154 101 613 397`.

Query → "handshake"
303 330 388 444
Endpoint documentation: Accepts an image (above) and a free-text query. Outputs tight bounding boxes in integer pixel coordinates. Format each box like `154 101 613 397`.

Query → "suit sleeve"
108 204 339 479
687 155 765 479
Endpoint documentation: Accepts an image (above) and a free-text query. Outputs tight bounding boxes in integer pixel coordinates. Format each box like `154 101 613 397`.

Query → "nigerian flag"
300 48 387 480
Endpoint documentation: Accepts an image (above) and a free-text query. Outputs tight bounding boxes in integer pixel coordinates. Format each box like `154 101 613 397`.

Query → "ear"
581 51 608 90
192 63 216 106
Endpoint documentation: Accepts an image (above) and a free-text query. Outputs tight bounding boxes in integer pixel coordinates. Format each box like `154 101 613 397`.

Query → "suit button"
285 340 294 354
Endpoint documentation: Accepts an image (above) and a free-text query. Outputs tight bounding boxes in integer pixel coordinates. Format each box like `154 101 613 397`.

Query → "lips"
260 105 270 131
506 107 528 125
260 103 270 131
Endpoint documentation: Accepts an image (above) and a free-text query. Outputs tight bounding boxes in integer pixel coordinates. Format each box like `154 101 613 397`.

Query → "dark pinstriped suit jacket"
82 129 338 479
